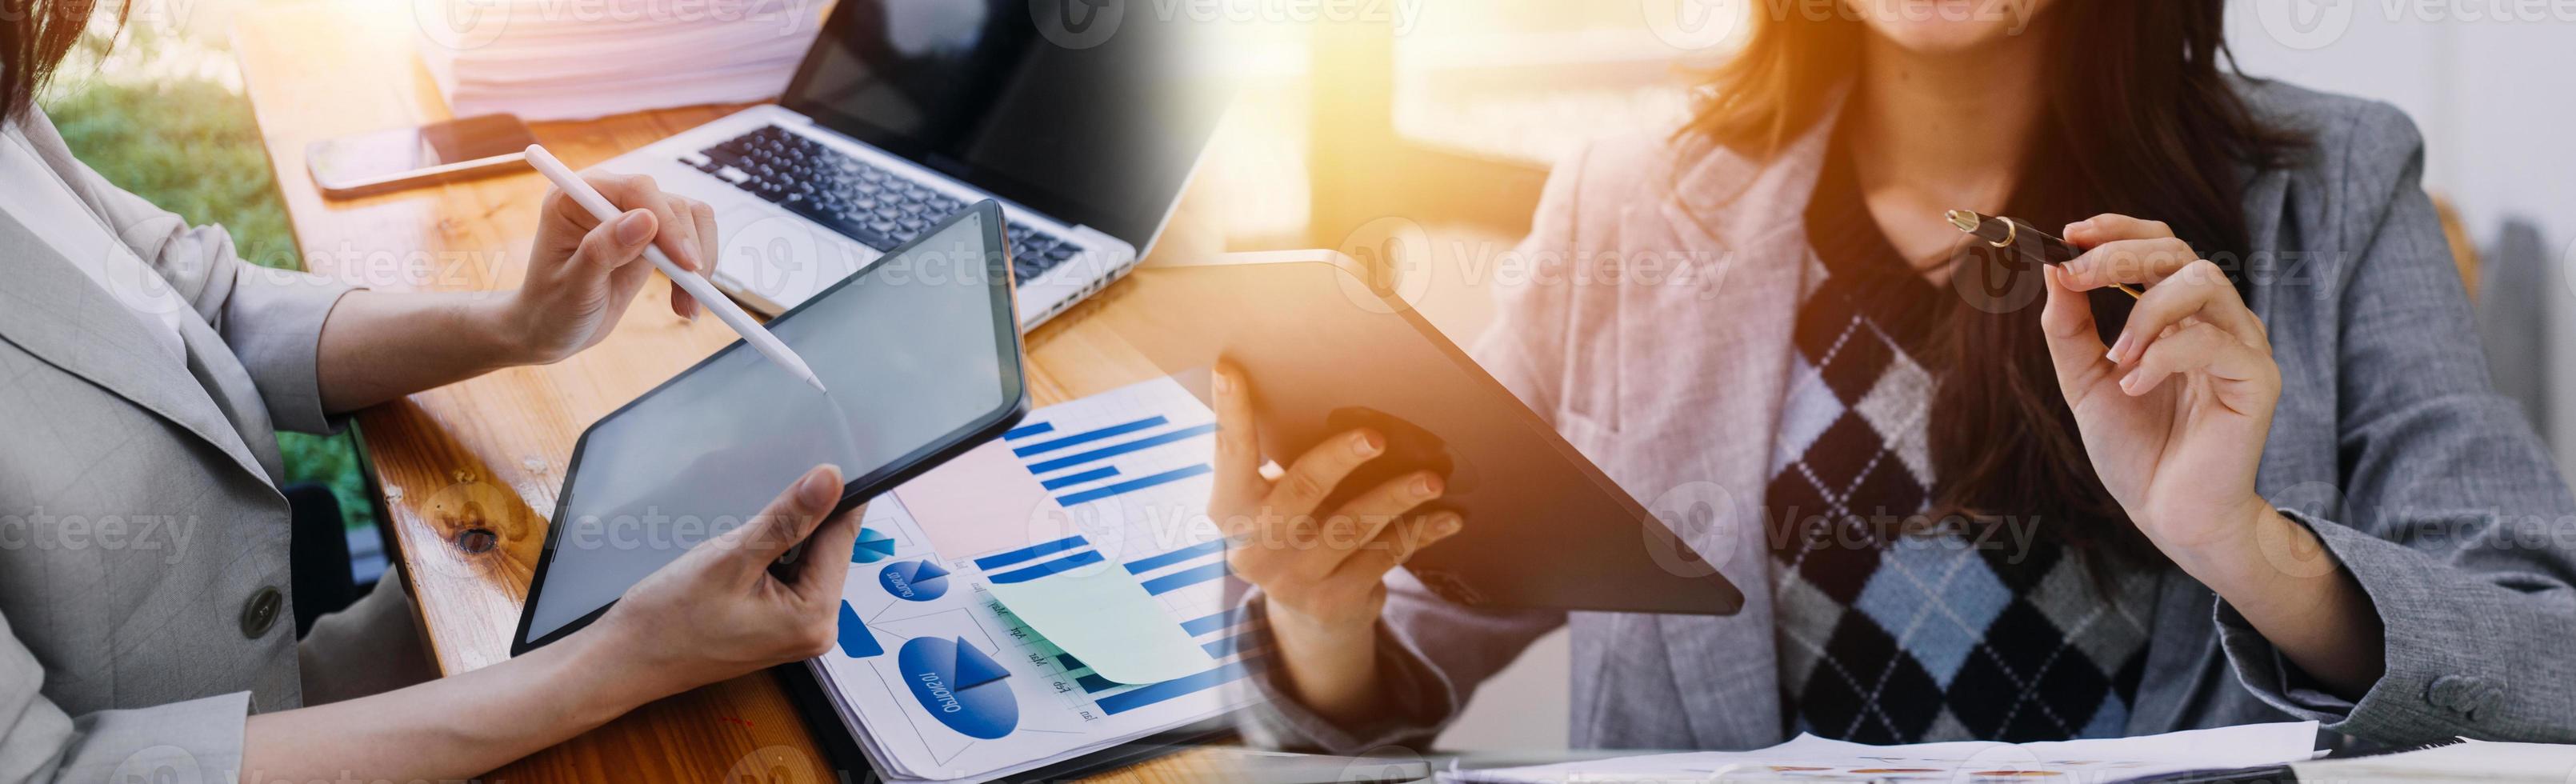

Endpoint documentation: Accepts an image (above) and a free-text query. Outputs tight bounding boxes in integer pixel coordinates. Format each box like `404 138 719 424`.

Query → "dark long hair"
2 0 112 122
1686 2 2308 569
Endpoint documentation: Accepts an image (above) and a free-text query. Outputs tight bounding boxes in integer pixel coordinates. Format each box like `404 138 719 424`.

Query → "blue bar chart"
1002 416 1219 506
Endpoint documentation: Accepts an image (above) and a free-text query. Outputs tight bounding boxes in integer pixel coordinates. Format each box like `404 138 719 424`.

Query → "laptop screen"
779 0 1226 246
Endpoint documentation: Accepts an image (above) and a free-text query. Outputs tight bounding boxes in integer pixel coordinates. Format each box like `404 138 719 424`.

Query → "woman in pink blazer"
1214 0 2576 750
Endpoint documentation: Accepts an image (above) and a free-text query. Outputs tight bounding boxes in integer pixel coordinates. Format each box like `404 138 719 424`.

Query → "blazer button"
240 586 285 638
2425 674 2496 718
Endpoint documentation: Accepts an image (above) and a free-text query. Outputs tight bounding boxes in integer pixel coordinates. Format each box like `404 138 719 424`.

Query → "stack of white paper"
1443 722 2323 784
414 0 822 122
810 376 1262 782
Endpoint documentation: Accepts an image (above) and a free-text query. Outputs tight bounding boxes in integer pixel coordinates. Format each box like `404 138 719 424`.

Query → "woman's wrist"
473 292 562 367
2154 498 2355 627
2147 497 2286 593
547 620 687 727
1260 598 1389 725
2157 498 2388 694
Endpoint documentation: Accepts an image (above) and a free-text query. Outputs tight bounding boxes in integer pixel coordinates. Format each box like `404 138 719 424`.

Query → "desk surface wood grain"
232 2 1234 779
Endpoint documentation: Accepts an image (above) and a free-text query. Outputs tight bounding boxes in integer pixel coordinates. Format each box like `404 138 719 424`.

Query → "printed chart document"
2290 738 2576 782
1442 722 2321 783
806 376 1259 783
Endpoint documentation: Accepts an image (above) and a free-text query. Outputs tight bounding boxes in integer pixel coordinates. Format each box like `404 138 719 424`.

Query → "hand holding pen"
2027 215 2310 670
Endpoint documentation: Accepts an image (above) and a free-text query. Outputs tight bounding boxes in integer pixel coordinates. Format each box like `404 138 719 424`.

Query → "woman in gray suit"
0 9 862 783
1214 0 2576 752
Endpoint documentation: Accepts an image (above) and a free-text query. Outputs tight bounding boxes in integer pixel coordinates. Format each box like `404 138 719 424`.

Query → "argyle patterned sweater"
1763 146 2156 743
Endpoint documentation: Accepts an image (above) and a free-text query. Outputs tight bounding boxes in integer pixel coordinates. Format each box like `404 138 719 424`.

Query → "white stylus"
523 144 826 393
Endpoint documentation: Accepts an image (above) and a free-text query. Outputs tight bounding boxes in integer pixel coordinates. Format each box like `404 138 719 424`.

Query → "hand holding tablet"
513 202 1029 654
573 463 870 702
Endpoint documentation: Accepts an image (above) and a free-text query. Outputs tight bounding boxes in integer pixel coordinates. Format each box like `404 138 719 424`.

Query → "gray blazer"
1242 79 2576 751
0 109 354 782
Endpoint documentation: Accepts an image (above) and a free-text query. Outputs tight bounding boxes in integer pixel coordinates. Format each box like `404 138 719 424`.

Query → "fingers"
2115 322 2279 415
1261 470 1444 581
1266 427 1384 518
1328 510 1464 584
1326 470 1444 547
541 186 605 234
582 173 709 274
2063 214 2174 243
790 502 866 601
674 198 719 318
2059 237 2198 290
635 192 707 322
716 464 846 578
1209 363 1267 530
572 208 659 270
2038 266 2113 399
2105 259 2266 364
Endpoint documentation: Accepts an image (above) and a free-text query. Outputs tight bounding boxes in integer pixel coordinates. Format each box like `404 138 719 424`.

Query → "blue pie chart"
878 559 950 602
897 636 1019 739
852 527 897 563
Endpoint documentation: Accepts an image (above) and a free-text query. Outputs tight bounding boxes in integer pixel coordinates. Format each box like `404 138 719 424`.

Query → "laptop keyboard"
679 125 1082 285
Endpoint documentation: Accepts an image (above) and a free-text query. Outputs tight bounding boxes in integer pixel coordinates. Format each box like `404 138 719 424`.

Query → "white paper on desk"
1442 721 2322 783
808 378 1258 783
2291 738 2576 782
895 441 1077 561
892 410 1218 685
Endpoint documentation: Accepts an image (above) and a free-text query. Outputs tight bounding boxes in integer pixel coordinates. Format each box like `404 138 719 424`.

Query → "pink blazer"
1240 79 2576 752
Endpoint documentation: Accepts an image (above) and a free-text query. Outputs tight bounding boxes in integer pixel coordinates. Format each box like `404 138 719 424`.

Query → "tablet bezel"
510 201 1029 655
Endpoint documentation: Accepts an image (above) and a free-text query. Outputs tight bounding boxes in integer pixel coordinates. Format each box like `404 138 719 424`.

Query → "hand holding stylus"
502 156 721 361
2038 213 2280 556
525 145 828 392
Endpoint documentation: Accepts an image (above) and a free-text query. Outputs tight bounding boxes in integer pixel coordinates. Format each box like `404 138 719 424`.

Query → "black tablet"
512 202 1028 654
1107 251 1742 616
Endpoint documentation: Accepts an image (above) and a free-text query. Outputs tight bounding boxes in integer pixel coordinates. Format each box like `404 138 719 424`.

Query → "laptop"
597 0 1227 326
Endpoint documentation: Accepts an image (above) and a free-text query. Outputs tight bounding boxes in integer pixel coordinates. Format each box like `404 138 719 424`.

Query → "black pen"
1946 209 2143 299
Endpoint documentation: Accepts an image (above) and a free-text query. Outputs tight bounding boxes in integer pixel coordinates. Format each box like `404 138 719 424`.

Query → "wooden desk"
233 2 1233 779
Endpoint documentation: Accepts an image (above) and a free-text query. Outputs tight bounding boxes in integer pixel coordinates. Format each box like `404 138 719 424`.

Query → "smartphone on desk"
306 114 536 198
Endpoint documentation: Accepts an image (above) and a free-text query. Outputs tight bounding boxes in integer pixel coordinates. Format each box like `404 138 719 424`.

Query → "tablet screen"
522 207 1017 643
